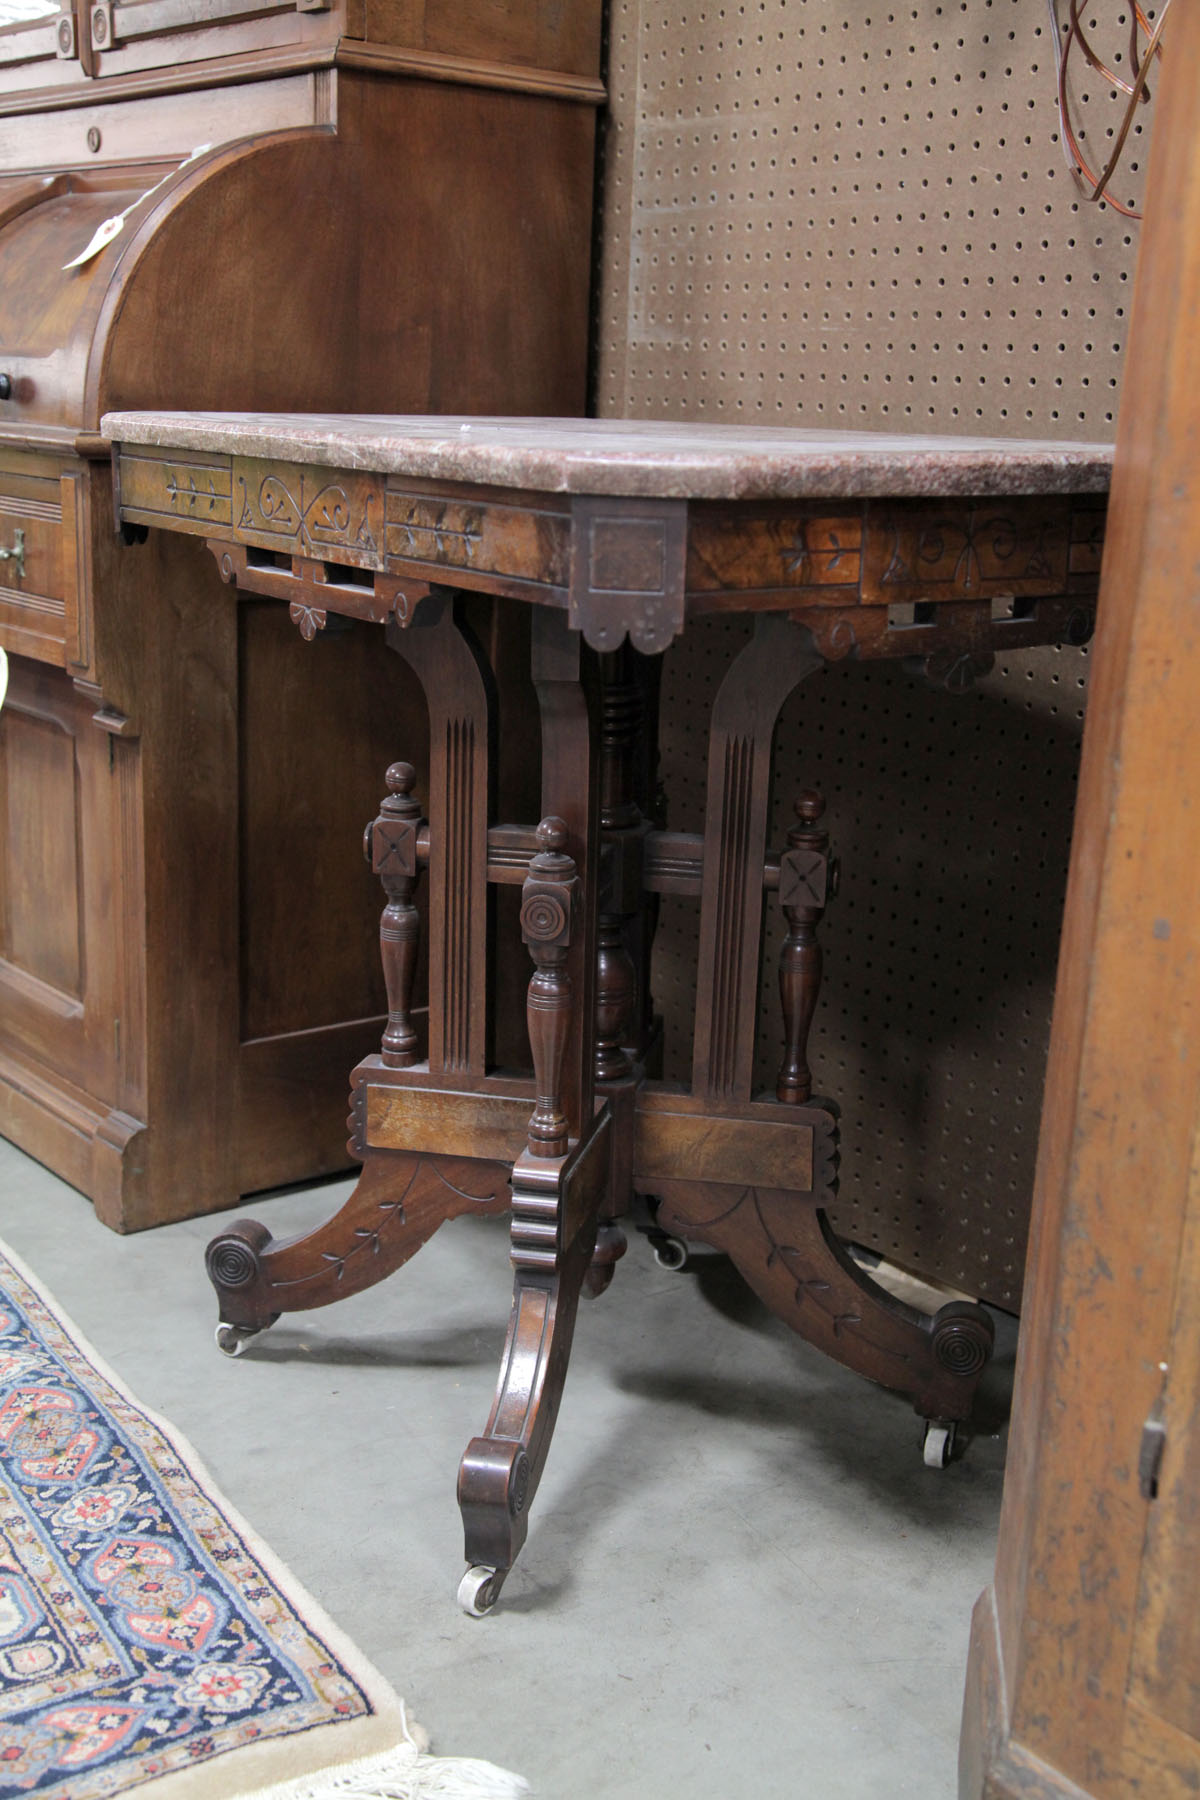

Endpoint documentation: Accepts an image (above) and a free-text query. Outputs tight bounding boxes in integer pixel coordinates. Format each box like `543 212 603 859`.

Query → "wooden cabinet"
0 3 603 1228
960 9 1200 1793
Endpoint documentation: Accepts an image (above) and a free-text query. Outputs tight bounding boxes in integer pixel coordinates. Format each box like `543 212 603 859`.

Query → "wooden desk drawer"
0 473 81 667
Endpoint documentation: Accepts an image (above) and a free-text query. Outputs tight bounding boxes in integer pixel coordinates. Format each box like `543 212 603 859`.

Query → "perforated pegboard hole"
598 0 1139 437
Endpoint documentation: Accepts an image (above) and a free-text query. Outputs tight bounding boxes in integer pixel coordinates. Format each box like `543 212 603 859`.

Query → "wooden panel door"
0 668 85 1003
0 654 145 1202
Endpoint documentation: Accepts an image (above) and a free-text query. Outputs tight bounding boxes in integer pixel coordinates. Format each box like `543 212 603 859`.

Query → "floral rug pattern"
0 1247 373 1799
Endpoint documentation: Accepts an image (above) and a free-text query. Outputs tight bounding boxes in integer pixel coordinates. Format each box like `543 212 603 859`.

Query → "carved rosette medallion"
521 894 569 942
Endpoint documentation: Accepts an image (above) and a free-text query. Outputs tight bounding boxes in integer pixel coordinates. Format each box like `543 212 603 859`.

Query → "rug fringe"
235 1711 529 1800
234 1744 530 1800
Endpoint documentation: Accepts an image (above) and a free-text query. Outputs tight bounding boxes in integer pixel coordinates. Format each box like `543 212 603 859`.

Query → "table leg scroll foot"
206 1220 280 1342
457 1434 534 1588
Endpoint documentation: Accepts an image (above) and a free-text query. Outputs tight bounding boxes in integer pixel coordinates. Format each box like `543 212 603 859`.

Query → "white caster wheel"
922 1421 957 1468
652 1234 689 1272
457 1565 505 1618
214 1323 256 1358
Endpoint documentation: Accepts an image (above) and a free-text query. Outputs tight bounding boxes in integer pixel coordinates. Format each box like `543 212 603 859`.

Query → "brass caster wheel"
922 1420 958 1469
457 1565 506 1618
214 1323 260 1358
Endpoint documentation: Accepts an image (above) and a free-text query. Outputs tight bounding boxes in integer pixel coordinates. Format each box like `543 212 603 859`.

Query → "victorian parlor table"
100 414 1111 1613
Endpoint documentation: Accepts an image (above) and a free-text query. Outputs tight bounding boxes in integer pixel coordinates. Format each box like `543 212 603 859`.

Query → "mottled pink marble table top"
100 413 1113 501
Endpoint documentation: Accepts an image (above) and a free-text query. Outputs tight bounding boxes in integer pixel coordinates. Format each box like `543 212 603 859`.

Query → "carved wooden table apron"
103 415 1111 1614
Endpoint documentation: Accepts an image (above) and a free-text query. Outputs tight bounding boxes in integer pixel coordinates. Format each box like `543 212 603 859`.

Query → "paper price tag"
63 214 126 270
63 144 212 271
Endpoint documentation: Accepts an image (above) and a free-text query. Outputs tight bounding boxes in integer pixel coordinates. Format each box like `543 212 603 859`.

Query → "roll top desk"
0 0 603 1228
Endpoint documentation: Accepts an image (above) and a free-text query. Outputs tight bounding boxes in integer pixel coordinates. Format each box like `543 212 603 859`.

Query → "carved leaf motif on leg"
654 1165 992 1421
267 1156 512 1294
205 1151 512 1332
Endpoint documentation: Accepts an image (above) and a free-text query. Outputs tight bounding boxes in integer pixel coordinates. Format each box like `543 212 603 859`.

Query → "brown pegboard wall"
596 0 1147 436
592 0 1138 1310
650 632 1089 1313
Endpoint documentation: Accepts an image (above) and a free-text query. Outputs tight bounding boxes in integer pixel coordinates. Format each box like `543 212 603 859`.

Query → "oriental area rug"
0 1239 526 1800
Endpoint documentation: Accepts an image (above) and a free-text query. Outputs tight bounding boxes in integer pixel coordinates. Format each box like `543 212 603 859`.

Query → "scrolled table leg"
456 816 602 1610
456 1156 596 1605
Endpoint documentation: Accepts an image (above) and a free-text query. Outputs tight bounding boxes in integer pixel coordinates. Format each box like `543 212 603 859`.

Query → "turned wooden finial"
521 817 577 1157
385 760 417 806
776 787 833 1106
537 815 568 856
365 760 425 1067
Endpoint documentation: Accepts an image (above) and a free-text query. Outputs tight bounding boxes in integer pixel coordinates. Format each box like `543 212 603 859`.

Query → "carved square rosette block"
370 812 419 882
780 844 829 911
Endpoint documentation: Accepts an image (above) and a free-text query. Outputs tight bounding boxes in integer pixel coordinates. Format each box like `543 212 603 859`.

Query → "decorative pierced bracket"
568 496 688 654
203 538 426 634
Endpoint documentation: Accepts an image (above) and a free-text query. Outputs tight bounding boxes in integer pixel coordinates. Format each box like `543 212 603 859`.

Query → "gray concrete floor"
0 1136 1013 1798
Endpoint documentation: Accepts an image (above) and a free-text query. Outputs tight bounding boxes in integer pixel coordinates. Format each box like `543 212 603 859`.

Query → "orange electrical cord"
1051 0 1172 218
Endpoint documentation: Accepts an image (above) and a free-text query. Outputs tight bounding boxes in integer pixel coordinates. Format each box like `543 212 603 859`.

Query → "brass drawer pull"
0 528 25 581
